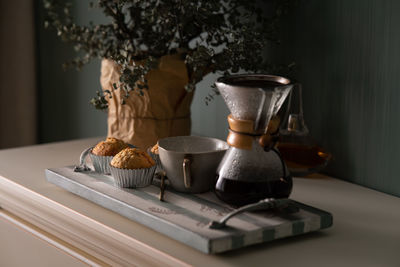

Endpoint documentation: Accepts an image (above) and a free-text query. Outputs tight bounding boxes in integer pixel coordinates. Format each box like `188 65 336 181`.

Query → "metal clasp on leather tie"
259 132 280 152
74 147 92 172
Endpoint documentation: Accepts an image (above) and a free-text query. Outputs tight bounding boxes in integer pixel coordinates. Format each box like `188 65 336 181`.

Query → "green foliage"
43 0 293 109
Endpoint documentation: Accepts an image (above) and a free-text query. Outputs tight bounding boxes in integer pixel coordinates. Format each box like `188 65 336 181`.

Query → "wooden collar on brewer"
227 114 280 150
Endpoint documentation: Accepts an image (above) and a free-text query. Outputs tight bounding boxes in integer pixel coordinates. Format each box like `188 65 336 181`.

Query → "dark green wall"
280 0 400 196
37 1 108 143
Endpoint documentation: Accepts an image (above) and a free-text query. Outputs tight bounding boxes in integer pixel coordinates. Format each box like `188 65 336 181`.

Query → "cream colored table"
0 138 399 266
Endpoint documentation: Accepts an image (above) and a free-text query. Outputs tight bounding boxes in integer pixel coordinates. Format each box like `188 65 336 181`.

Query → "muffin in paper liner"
89 151 113 175
110 165 156 188
147 148 162 172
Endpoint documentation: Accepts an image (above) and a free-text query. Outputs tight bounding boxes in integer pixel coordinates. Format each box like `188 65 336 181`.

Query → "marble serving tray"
45 166 333 254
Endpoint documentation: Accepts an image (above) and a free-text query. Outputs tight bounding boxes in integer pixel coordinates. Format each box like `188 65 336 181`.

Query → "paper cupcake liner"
89 152 113 175
110 165 156 188
147 148 162 172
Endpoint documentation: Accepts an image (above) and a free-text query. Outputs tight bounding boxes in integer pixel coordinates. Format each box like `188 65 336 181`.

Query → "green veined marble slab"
45 166 333 254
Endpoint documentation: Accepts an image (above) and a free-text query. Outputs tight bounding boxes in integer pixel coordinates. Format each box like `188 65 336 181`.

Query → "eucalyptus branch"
43 0 294 110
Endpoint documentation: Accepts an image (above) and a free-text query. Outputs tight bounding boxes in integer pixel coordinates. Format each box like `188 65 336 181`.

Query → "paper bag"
100 54 193 149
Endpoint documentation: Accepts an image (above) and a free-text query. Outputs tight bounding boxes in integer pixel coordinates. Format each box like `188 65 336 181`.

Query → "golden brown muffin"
92 137 128 156
111 148 155 169
150 143 159 154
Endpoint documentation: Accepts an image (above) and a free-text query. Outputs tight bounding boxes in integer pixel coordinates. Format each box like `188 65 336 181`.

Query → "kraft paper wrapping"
100 54 193 149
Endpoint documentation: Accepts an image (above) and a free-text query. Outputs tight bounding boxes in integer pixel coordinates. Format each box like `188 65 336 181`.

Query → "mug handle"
182 157 191 188
74 147 92 172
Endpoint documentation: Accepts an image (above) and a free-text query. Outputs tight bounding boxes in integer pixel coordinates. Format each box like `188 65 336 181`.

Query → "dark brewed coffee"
215 175 293 207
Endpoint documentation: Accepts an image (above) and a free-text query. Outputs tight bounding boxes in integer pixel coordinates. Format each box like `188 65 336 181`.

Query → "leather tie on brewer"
226 114 280 151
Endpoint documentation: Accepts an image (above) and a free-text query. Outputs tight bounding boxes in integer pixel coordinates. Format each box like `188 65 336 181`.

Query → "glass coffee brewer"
215 74 293 206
